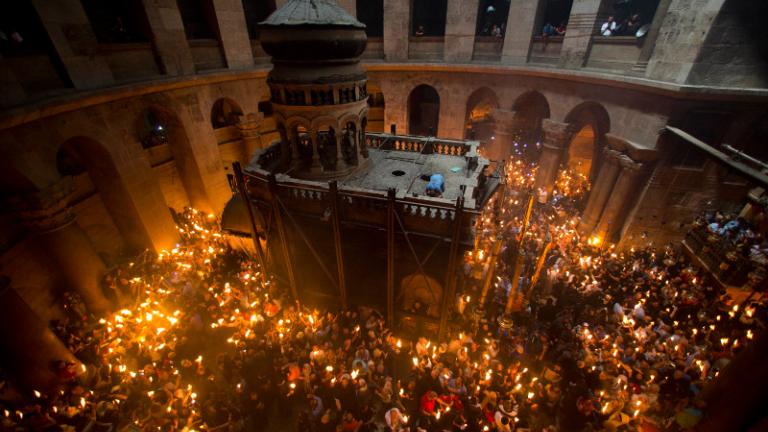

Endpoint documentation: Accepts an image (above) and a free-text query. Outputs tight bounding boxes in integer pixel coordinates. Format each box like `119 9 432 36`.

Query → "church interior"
0 0 767 430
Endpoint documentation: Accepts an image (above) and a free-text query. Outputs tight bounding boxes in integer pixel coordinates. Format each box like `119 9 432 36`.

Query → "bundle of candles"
0 154 764 431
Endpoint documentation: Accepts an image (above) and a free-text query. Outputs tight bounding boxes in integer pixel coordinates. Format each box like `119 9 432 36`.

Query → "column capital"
541 119 575 150
617 154 643 172
6 178 76 233
237 112 264 139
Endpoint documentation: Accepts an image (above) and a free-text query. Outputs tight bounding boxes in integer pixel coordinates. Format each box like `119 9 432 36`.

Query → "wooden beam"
329 181 348 309
267 174 299 305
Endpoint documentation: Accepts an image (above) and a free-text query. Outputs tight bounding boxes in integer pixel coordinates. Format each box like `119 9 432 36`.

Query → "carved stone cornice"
617 154 643 172
237 112 264 140
5 177 75 233
541 119 575 150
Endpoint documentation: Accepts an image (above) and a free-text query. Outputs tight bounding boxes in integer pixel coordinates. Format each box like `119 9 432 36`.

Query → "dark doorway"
408 84 440 136
357 0 383 37
242 0 276 39
476 0 511 36
412 0 448 36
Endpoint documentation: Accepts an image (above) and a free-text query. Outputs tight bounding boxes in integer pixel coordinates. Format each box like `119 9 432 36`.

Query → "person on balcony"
542 22 556 37
600 16 617 36
556 21 567 36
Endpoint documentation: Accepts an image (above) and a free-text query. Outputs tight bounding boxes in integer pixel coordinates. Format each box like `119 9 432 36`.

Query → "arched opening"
139 107 210 212
566 124 595 179
408 84 440 136
512 91 551 161
316 125 337 170
58 137 150 259
564 102 610 183
366 82 385 132
342 122 359 165
464 87 499 141
400 273 443 317
357 0 383 37
211 98 244 129
290 124 313 168
512 91 551 143
412 0 448 36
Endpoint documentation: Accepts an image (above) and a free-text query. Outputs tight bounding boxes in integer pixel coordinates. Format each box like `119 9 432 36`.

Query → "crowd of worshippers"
0 159 765 432
693 211 768 267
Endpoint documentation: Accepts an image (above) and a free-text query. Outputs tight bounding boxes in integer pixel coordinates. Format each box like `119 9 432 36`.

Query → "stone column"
594 155 643 242
488 109 524 161
212 0 255 69
444 0 479 62
0 53 26 109
336 132 348 169
142 0 195 76
237 112 264 163
30 0 115 89
383 0 410 61
0 281 83 392
534 119 573 194
558 0 606 69
310 130 323 173
500 0 544 65
7 178 111 316
578 147 622 234
630 0 673 74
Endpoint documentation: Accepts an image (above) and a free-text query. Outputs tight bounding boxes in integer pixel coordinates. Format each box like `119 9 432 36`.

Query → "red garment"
420 393 437 414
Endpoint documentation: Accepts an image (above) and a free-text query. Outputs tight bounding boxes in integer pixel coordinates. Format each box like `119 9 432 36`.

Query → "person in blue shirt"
426 174 445 197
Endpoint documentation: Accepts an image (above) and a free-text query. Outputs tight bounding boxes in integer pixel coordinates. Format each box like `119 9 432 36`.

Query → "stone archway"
563 101 610 183
400 273 443 317
58 137 152 257
464 87 499 141
408 84 440 136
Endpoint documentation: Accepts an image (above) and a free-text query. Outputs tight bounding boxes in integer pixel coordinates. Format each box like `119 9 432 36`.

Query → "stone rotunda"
260 0 370 179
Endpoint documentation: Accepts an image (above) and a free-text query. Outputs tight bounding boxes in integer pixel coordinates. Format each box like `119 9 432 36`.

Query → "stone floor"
340 148 472 200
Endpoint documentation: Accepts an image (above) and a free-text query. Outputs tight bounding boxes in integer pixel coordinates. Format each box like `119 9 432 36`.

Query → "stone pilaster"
578 147 622 234
444 0 479 62
30 0 115 89
534 119 573 194
488 109 525 161
238 112 264 163
142 0 195 76
630 0 673 73
500 0 543 65
383 0 410 61
212 0 254 69
645 0 728 84
594 155 644 242
6 178 111 315
0 282 83 391
558 0 606 69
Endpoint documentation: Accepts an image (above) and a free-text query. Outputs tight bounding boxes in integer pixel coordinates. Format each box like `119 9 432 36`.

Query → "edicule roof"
260 0 366 28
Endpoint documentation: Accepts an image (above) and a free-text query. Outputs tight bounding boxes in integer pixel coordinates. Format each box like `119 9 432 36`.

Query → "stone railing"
243 168 482 243
365 133 476 157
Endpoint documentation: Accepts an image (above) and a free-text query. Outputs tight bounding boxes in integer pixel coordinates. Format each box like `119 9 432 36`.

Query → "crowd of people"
0 151 765 431
599 14 644 37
